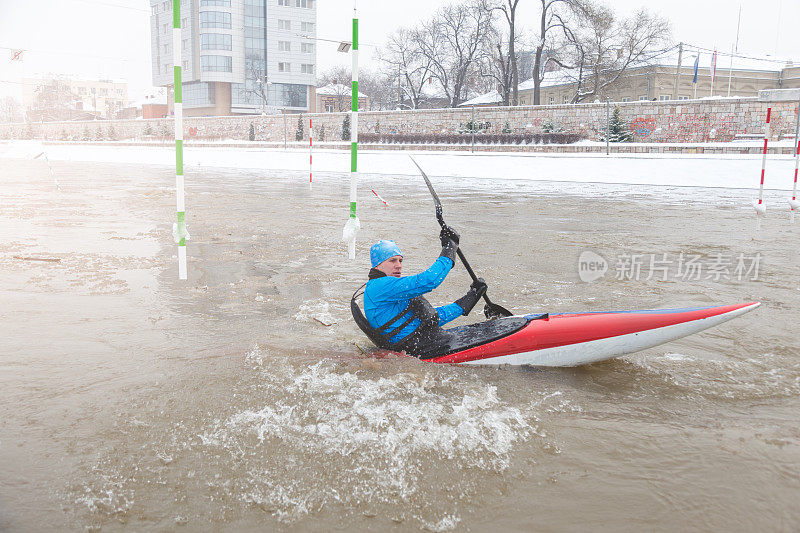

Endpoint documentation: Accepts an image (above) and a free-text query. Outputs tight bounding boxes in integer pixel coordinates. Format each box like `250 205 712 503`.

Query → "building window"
151 5 157 15
245 36 265 49
301 21 315 33
659 95 670 101
278 19 291 30
325 102 334 112
163 44 170 54
162 23 169 33
678 95 689 100
621 97 630 102
562 95 568 103
201 55 232 72
201 33 232 50
278 41 291 52
638 96 648 101
296 0 314 7
301 64 314 74
182 17 188 28
278 0 289 5
200 0 230 5
200 11 231 29
182 60 189 69
549 96 554 104
184 81 215 107
301 42 314 54
278 62 290 72
182 38 189 49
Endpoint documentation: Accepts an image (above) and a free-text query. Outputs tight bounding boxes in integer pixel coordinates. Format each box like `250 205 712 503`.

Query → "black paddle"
409 157 513 320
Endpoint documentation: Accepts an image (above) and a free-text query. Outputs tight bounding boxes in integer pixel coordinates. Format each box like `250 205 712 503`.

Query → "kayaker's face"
376 255 403 277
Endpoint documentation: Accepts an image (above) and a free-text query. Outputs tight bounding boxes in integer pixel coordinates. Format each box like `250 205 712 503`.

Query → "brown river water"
1 157 799 532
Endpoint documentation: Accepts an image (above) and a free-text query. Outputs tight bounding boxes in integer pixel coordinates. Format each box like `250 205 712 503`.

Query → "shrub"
249 122 255 141
341 115 350 140
295 115 304 141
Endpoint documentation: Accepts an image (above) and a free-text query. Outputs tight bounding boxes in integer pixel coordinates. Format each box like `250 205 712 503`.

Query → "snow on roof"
130 93 168 108
316 83 367 98
512 49 796 92
518 69 577 90
459 90 502 106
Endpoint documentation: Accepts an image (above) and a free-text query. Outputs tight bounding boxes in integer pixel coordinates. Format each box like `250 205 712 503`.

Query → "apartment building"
149 0 317 116
462 51 799 107
22 77 128 120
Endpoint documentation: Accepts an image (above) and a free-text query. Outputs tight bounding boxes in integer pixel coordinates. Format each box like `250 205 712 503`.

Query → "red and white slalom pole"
309 117 313 189
790 102 800 223
790 136 800 222
754 107 771 226
371 188 388 206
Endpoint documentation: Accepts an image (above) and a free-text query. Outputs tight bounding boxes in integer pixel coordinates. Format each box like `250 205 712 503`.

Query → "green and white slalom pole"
341 2 360 259
171 0 189 279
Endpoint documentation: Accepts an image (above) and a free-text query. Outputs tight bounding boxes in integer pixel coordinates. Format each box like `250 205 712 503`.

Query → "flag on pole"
710 50 718 96
692 54 700 84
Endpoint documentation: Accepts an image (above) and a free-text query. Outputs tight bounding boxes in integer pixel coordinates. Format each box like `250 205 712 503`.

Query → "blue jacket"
364 256 463 343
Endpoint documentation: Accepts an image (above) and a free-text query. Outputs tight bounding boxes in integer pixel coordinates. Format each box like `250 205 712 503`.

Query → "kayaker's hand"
470 278 488 297
439 224 460 246
455 278 487 316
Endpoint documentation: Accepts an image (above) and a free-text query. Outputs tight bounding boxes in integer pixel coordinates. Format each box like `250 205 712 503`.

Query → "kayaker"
361 225 487 355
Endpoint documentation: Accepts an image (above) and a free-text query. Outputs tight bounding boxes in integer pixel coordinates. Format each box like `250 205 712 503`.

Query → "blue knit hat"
370 240 403 268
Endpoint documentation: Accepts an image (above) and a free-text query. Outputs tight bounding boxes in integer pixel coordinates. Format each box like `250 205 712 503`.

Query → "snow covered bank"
1 141 798 191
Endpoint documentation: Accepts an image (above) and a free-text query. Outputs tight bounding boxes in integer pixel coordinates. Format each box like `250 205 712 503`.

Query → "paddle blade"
484 301 513 319
409 156 443 209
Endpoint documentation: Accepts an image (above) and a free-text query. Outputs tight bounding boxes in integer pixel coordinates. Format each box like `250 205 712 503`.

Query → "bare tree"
494 0 522 105
28 79 82 122
414 0 494 107
243 53 272 113
561 5 672 102
358 69 396 111
0 96 24 123
476 22 512 105
530 0 586 105
377 28 435 109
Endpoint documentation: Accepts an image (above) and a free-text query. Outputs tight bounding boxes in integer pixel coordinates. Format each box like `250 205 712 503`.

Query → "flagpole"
727 46 734 97
709 49 717 98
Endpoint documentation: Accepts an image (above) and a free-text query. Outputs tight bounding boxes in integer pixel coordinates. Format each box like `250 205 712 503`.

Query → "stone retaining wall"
2 97 797 145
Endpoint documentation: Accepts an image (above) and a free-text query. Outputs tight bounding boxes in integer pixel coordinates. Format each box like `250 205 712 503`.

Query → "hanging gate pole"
172 0 188 279
341 2 360 259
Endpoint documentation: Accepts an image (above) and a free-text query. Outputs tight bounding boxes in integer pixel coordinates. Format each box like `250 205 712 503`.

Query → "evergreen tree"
107 124 116 140
318 124 325 142
341 115 350 141
143 123 153 137
248 123 255 141
601 106 633 142
82 126 91 141
96 125 103 140
295 115 304 141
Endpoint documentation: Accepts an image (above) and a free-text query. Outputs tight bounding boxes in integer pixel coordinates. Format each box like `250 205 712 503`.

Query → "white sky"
1 0 798 102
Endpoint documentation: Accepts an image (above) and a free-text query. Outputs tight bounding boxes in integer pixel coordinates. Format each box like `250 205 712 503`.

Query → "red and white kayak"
427 302 760 367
